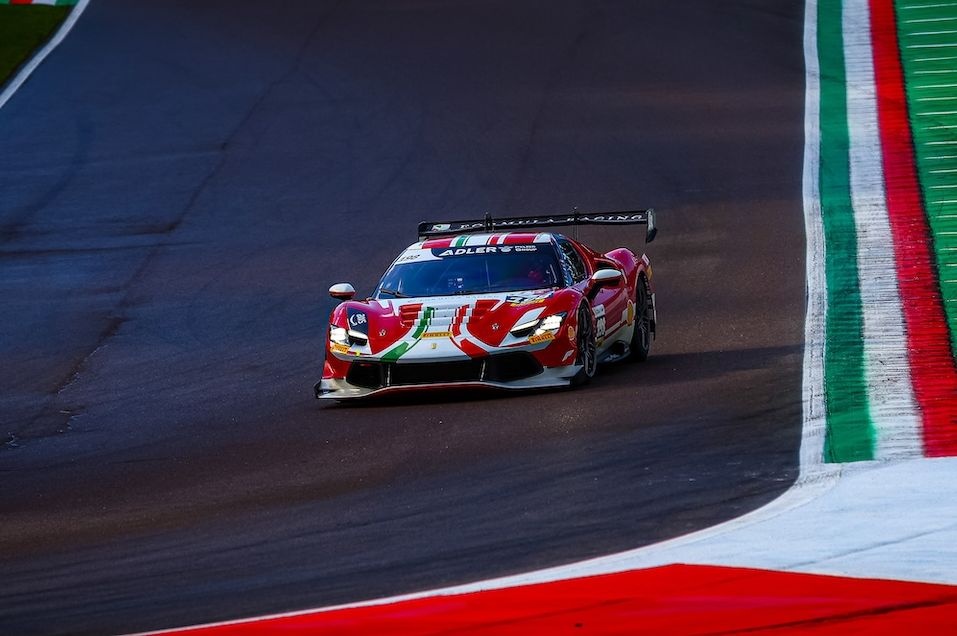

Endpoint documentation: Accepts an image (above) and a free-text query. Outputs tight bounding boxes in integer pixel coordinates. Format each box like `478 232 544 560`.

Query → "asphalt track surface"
0 1 807 634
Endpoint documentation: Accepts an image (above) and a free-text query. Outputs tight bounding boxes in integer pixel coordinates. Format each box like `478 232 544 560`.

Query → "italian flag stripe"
887 0 957 455
381 342 410 363
819 0 874 461
382 308 434 362
411 307 434 339
815 0 957 462
845 0 921 459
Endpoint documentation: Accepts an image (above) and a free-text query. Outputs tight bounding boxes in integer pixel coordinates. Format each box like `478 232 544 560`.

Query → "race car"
315 210 657 400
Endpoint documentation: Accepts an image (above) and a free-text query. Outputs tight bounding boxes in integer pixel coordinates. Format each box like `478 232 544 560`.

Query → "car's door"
557 238 627 352
588 256 630 350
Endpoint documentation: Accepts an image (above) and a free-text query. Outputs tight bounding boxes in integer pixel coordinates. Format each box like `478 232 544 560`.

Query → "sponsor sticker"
347 308 369 335
393 250 440 264
432 245 540 258
593 304 606 344
528 332 555 345
506 294 549 306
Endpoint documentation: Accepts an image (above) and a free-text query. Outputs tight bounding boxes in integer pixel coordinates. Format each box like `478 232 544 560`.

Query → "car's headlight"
510 312 566 339
330 326 349 345
537 313 564 333
510 317 541 338
330 326 369 347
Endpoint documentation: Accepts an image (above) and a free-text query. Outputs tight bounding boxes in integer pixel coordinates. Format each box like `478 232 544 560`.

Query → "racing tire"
630 275 652 362
572 304 598 385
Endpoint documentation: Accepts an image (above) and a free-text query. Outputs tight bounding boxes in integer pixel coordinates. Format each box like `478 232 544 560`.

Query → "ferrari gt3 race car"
315 211 657 400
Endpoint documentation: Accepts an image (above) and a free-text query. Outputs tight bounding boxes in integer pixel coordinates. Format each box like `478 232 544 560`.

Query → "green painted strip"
411 306 434 339
896 0 957 357
381 342 411 363
819 0 875 462
453 235 468 248
382 307 434 362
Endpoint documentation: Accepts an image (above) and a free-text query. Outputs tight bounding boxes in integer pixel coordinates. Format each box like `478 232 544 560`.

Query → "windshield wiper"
378 288 409 298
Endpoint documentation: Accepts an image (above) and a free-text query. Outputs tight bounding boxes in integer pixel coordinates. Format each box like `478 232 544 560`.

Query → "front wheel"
630 276 652 362
572 304 598 385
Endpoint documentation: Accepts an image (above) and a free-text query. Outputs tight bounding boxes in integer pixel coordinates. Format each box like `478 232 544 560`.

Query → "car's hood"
329 288 577 361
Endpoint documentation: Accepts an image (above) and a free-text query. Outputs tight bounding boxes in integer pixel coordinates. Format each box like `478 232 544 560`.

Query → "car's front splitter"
315 364 581 400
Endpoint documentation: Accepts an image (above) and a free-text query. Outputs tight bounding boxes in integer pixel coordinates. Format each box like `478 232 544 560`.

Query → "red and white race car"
316 211 657 400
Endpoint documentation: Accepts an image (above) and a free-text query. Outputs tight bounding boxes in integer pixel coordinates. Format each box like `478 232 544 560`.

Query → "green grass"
0 6 72 88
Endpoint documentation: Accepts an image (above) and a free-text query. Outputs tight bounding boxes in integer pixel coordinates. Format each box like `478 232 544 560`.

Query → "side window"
557 238 588 284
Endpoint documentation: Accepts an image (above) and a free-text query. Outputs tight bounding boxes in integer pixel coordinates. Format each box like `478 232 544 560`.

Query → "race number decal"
593 305 607 343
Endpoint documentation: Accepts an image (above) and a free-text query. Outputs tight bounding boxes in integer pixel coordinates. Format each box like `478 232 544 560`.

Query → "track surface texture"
0 1 806 634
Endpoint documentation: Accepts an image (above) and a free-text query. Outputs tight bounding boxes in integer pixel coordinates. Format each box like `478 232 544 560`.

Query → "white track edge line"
0 0 92 112
128 1 841 633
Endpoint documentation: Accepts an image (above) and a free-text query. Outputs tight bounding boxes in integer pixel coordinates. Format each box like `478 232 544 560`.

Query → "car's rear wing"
417 209 657 243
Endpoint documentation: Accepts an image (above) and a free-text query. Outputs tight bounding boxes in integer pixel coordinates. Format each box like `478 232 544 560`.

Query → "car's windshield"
375 244 563 298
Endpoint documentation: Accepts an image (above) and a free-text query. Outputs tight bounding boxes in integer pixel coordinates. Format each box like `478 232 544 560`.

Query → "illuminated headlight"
330 326 349 345
510 317 541 338
330 326 369 347
510 312 566 339
537 314 564 334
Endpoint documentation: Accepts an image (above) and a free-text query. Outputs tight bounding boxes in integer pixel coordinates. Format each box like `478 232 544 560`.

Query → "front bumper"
316 355 581 400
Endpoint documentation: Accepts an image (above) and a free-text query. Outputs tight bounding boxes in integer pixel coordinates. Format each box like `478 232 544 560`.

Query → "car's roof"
412 232 558 251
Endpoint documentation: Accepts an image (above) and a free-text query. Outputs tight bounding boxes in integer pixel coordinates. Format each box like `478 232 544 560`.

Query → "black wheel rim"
578 308 597 376
637 284 650 350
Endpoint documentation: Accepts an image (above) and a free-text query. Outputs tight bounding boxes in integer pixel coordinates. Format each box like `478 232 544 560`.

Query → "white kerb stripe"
801 0 828 470
844 0 923 459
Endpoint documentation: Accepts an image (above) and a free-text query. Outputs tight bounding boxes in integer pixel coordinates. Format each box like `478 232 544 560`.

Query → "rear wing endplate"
417 209 657 243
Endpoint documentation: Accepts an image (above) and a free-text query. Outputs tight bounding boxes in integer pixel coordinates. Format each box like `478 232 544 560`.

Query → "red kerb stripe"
870 0 957 456
151 565 957 635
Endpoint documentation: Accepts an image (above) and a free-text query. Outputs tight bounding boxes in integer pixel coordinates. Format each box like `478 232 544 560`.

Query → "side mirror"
586 269 623 300
590 268 623 286
329 283 356 300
